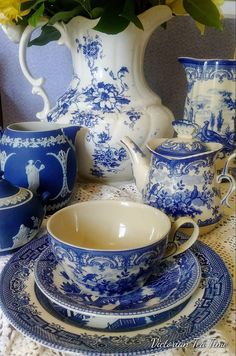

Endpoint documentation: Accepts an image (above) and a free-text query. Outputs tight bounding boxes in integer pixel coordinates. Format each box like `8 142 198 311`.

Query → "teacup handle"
164 217 199 258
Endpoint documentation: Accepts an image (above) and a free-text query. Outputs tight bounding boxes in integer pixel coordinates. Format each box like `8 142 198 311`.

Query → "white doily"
0 182 235 356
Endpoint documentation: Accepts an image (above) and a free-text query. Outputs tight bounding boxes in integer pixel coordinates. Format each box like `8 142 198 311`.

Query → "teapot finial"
172 120 199 139
154 120 209 157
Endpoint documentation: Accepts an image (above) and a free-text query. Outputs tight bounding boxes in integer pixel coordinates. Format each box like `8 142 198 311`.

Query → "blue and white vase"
18 6 174 183
0 122 80 213
179 57 236 169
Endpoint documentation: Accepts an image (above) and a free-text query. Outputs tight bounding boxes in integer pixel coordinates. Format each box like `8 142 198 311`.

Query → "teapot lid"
154 120 208 157
0 171 32 209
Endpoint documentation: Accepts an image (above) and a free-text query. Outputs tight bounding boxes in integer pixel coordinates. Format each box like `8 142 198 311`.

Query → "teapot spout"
121 136 149 192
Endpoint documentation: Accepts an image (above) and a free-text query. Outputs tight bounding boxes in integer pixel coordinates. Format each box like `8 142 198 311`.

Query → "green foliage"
28 3 45 27
19 0 224 46
94 0 130 34
28 25 61 46
48 6 83 24
183 0 223 30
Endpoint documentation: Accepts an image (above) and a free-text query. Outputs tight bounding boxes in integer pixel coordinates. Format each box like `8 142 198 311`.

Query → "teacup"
47 200 199 296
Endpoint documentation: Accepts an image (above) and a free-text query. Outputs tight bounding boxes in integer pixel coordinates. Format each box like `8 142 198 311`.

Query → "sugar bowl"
0 171 47 254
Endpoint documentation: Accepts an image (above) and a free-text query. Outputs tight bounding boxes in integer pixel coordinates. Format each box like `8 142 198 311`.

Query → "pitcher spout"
138 5 172 37
121 136 149 192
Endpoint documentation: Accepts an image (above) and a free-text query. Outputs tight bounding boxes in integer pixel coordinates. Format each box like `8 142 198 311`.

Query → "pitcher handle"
164 217 199 258
217 152 236 208
19 21 68 121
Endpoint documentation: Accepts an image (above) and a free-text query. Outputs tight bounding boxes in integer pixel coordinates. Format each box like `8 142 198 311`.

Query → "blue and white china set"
0 57 235 355
0 235 232 355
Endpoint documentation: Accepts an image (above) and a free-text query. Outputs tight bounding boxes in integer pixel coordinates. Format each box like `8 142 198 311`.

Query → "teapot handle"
217 152 236 208
19 21 68 121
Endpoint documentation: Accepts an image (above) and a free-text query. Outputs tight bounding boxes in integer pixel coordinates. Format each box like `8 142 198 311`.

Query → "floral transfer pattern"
47 34 142 177
50 237 166 296
34 243 201 319
144 155 222 226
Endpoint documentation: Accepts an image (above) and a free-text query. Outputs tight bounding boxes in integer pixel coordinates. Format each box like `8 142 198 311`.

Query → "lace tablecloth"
0 182 235 356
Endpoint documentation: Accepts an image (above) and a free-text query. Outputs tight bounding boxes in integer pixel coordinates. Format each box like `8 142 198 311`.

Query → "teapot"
121 120 236 234
0 122 81 213
0 172 48 254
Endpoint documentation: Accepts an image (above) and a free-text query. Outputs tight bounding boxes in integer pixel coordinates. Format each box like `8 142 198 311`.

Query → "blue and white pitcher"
122 120 236 234
0 122 81 213
18 6 174 183
179 57 236 170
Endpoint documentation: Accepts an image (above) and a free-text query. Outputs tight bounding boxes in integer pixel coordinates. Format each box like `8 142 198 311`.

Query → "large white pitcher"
19 6 174 183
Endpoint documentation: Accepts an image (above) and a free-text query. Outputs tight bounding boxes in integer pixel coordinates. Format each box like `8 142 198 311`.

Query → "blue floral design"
69 111 100 127
61 281 82 295
125 110 141 128
84 82 130 112
147 183 203 218
97 131 111 144
144 152 221 225
91 146 127 176
46 34 141 178
76 36 101 59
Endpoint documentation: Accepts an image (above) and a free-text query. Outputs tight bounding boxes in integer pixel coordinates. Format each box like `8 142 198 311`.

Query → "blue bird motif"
198 121 235 151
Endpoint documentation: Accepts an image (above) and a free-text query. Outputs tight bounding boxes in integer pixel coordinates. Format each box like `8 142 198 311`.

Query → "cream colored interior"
47 201 171 251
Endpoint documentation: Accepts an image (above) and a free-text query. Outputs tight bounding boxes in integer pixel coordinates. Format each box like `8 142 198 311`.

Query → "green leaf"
90 6 104 18
51 0 81 12
183 0 223 29
20 1 35 11
48 5 83 24
74 0 92 16
28 25 61 46
28 3 45 27
121 0 143 30
94 0 130 34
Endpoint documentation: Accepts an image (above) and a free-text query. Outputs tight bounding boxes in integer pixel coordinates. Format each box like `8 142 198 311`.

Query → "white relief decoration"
47 148 72 200
10 216 41 250
46 196 72 212
25 160 45 193
1 134 67 148
0 151 16 171
0 189 31 208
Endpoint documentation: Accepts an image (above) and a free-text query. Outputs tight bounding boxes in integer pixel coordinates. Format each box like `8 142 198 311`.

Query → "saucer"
35 283 190 331
0 235 232 355
34 240 201 316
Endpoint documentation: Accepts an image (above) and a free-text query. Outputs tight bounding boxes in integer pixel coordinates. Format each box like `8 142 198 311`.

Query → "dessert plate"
0 235 232 355
35 283 190 331
34 241 201 316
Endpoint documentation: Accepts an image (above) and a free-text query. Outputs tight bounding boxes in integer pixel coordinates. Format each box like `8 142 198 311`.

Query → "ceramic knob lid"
0 171 32 208
154 120 208 157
